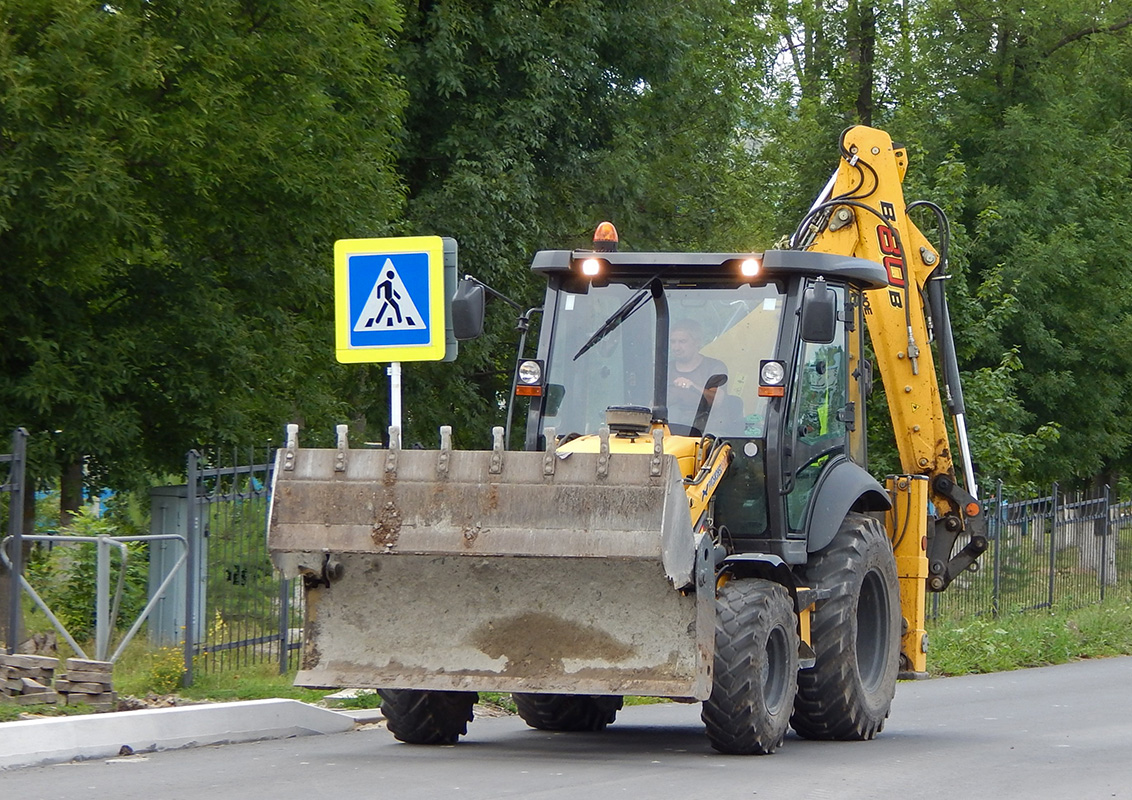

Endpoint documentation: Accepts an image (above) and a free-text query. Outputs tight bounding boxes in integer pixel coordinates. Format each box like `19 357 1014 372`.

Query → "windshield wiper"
572 274 661 361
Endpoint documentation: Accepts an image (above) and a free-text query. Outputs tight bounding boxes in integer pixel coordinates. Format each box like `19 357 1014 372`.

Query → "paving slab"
0 698 355 771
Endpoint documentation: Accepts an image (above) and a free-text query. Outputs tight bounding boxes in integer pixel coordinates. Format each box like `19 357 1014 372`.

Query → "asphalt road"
5 656 1131 799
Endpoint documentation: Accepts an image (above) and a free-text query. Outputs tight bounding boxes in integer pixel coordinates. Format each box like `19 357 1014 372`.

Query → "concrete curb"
334 707 385 725
0 698 356 771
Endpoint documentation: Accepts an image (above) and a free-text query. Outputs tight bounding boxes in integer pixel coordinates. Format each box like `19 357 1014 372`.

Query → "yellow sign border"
334 236 447 363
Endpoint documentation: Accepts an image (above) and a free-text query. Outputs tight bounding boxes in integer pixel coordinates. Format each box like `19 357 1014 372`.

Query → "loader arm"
795 126 989 672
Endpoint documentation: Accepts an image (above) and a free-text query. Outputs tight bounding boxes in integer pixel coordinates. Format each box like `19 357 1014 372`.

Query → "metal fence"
1 429 28 655
930 482 1132 621
181 447 301 684
5 422 1132 678
0 434 300 683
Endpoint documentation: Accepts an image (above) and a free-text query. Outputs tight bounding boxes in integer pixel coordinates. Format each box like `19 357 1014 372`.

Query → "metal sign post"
388 361 403 433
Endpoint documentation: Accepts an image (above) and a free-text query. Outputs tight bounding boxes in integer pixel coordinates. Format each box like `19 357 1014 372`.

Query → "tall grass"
927 597 1132 676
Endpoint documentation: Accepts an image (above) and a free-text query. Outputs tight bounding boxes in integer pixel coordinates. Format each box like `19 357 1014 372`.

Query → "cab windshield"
542 282 785 438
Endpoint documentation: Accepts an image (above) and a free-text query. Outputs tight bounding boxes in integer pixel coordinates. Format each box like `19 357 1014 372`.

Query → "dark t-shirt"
668 355 728 425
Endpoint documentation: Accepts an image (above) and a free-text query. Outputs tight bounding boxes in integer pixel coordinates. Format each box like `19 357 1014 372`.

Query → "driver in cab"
668 318 727 430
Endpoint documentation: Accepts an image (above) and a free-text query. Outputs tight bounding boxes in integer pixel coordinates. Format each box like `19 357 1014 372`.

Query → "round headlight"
518 360 542 385
760 360 786 386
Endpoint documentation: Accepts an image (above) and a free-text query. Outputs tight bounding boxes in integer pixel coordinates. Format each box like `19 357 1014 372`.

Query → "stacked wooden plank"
56 659 117 711
0 654 61 705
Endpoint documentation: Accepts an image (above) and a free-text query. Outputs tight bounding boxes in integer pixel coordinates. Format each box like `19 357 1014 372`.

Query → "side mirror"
452 278 485 340
800 277 837 344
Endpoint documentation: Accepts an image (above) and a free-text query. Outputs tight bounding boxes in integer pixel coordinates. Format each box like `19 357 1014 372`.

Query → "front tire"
512 693 623 731
702 579 799 755
378 689 477 744
791 512 901 740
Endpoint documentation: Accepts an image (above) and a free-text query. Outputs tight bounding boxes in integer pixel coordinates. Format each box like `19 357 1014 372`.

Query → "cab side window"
786 285 849 530
796 343 848 445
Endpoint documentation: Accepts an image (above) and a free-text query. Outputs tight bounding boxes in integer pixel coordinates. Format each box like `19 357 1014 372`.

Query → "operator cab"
522 227 888 563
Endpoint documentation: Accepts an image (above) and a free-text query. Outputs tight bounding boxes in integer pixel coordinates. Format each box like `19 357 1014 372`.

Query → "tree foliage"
0 0 405 497
916 0 1132 486
751 0 1132 490
3 0 1132 494
351 0 776 448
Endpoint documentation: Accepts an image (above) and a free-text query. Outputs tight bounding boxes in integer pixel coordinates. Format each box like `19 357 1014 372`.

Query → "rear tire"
791 513 901 740
702 579 799 755
512 693 623 731
378 689 477 744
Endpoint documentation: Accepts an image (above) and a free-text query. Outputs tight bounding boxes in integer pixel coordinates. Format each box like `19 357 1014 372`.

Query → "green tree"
357 0 775 449
0 0 405 510
749 0 1132 489
920 0 1132 485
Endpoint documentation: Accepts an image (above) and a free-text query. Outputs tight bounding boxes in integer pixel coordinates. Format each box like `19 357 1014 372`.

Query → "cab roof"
531 248 890 290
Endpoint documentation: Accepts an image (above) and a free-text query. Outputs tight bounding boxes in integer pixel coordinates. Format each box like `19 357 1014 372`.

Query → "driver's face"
670 330 698 360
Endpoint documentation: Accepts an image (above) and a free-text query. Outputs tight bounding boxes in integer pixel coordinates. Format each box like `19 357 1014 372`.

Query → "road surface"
4 656 1130 799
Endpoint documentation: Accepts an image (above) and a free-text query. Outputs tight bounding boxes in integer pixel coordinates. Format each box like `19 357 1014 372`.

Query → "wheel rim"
762 623 791 714
856 569 890 693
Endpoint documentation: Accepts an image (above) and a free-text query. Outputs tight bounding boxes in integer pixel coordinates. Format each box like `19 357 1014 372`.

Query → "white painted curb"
0 698 355 771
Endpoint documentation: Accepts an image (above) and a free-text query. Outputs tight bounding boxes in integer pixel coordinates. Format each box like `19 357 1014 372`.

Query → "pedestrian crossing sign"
334 236 448 362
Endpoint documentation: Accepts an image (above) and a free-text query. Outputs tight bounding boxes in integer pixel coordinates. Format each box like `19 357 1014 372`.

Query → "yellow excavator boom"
800 126 988 672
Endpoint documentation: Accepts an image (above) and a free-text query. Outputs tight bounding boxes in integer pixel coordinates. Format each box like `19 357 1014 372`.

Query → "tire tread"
378 689 477 744
702 579 799 755
791 513 900 741
512 693 622 732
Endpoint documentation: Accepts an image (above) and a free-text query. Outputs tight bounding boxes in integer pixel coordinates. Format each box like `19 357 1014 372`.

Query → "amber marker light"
966 502 981 518
593 221 619 252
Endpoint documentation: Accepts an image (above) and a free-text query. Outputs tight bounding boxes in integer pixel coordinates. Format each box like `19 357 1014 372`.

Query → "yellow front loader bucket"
267 427 715 700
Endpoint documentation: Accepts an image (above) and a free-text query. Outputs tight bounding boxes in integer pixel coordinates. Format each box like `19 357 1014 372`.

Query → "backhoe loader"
267 126 988 755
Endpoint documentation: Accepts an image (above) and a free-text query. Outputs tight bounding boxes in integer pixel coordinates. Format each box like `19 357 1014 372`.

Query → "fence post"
1048 481 1059 609
264 442 291 675
4 429 28 655
95 535 111 661
992 480 1003 617
1101 484 1111 601
183 450 199 687
277 578 291 675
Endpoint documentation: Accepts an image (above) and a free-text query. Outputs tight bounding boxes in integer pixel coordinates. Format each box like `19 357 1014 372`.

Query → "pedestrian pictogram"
334 236 448 363
353 259 426 332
